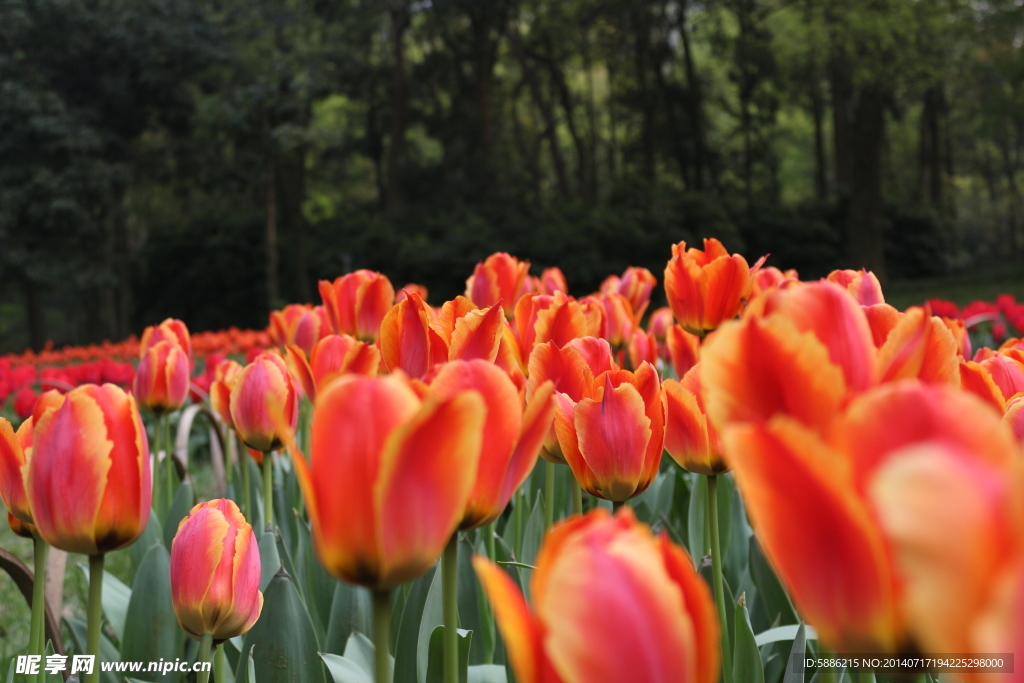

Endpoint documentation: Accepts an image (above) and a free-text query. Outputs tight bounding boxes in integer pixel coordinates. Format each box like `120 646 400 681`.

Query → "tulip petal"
497 381 556 516
658 535 720 683
448 304 504 363
0 417 30 523
877 308 959 386
474 556 549 683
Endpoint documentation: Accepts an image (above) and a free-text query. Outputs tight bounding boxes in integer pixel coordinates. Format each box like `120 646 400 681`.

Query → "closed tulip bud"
554 361 665 502
230 354 298 453
663 366 724 476
534 267 568 296
601 266 657 319
170 499 263 641
283 374 486 589
395 283 429 302
827 269 885 306
26 384 151 555
475 508 719 683
667 325 701 378
209 360 242 427
647 306 674 340
133 340 191 415
286 334 381 401
268 304 331 355
430 360 555 529
664 239 765 334
591 292 638 352
628 329 659 370
750 266 799 299
465 252 531 317
319 270 395 341
0 415 34 523
513 292 602 359
141 318 192 362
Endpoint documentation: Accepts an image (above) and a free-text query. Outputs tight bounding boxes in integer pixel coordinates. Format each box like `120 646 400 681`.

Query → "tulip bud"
319 270 395 341
663 366 724 476
465 252 531 317
209 359 242 427
26 384 151 555
664 238 764 334
0 415 34 523
133 340 191 415
141 318 192 362
230 353 298 453
170 499 263 641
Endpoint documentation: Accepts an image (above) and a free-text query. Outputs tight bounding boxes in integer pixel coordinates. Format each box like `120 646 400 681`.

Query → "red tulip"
600 267 657 319
26 384 151 555
663 365 724 475
286 334 380 400
170 498 263 641
826 269 885 306
209 359 242 427
133 340 191 415
0 416 34 523
319 270 395 341
465 252 531 316
229 353 299 453
664 239 764 334
475 508 719 683
141 318 192 362
513 292 602 360
268 304 331 355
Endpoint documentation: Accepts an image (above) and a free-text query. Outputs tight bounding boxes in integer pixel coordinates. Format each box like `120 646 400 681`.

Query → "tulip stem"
214 643 225 683
240 437 251 522
571 479 583 515
86 554 104 683
263 451 274 530
545 461 555 528
442 535 460 683
372 590 391 683
30 537 48 683
612 500 624 513
486 521 497 561
153 417 163 514
164 414 174 514
196 633 213 683
707 475 733 683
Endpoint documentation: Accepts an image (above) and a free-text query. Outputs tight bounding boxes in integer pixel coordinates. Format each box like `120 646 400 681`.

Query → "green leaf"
128 510 164 569
749 537 799 627
320 654 372 683
325 582 373 655
63 615 121 683
298 516 338 640
416 566 444 683
467 666 506 683
756 624 818 647
342 632 380 679
783 624 807 683
76 562 131 645
424 627 471 683
733 597 764 683
456 538 488 665
163 480 195 550
393 568 436 683
234 570 326 683
687 474 708 560
258 530 282 592
518 497 544 602
120 544 185 681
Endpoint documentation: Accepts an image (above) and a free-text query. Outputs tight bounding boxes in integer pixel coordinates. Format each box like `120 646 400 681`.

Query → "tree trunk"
386 5 410 211
830 56 853 198
918 84 944 209
280 146 311 302
632 6 656 183
678 0 706 190
811 77 828 200
845 84 887 280
24 279 46 352
265 159 280 311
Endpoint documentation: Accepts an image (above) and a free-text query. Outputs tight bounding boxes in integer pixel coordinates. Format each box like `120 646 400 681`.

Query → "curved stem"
545 461 555 528
372 590 391 683
263 451 274 531
571 479 583 515
240 437 252 522
707 475 733 683
214 643 225 683
30 537 48 683
86 554 104 683
196 632 213 683
442 535 459 683
164 414 174 512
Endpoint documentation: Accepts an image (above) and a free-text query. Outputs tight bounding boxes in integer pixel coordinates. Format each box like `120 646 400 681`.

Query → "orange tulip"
170 499 263 641
281 374 485 589
465 252 531 316
663 365 723 476
0 416 34 523
268 304 331 355
664 238 764 334
141 318 192 361
8 511 35 539
474 508 719 683
395 283 429 303
286 334 380 401
627 329 659 370
647 306 674 340
513 292 602 359
667 325 701 378
533 267 569 296
319 270 395 341
553 361 664 502
209 359 242 427
826 269 885 306
750 266 798 299
601 267 657 319
133 340 190 415
26 384 151 555
875 307 960 386
380 294 504 379
590 292 637 353
229 353 298 453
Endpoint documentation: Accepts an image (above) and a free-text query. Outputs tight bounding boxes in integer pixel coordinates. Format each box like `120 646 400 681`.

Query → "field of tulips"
2 240 1024 683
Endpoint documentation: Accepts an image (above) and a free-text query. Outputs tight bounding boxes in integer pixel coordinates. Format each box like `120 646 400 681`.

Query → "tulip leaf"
456 537 488 665
756 624 818 648
320 654 372 683
235 569 326 683
163 480 195 550
76 563 131 645
671 468 692 548
63 615 121 683
749 536 799 627
467 666 506 683
258 530 282 592
128 510 165 569
394 568 436 683
687 473 709 561
120 544 184 681
343 632 383 678
416 566 444 683
782 624 807 683
733 597 765 683
424 626 471 683
325 582 373 655
297 515 337 642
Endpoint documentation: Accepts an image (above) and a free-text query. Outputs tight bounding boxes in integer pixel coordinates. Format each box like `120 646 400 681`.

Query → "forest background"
2 0 1022 351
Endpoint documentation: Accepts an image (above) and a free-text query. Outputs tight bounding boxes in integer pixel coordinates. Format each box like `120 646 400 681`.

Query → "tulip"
27 383 151 683
230 353 298 530
513 292 603 361
209 359 242 427
268 304 331 355
171 499 263 683
553 361 664 503
277 373 485 683
667 324 701 378
663 366 723 476
664 238 764 334
627 329 659 371
465 252 531 316
600 266 657 319
133 340 191 415
319 270 395 341
13 387 38 420
474 508 719 683
286 334 380 400
591 292 637 354
750 266 798 299
533 267 568 296
141 318 192 362
826 268 885 306
8 511 35 539
395 283 429 302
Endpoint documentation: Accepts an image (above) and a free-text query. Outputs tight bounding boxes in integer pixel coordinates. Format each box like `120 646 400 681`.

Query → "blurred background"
1 0 1022 351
